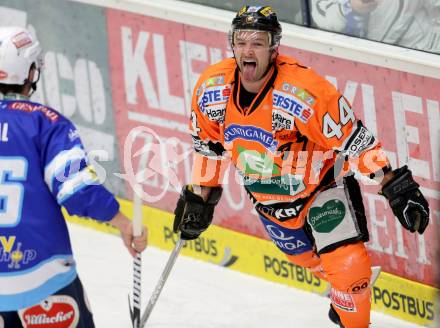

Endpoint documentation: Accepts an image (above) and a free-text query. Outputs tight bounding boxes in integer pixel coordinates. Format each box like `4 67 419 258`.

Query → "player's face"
233 30 275 83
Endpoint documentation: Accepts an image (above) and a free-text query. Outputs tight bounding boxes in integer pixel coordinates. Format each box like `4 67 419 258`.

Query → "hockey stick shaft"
131 185 143 328
139 237 185 327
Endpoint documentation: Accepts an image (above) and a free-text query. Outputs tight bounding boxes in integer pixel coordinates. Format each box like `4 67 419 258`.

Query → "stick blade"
128 294 140 328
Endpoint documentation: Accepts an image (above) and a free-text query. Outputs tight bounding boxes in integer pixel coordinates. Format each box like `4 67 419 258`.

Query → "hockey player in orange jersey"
172 5 430 328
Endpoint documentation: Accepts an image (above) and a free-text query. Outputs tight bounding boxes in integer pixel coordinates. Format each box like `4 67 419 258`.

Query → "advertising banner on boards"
0 0 438 287
0 0 125 195
106 8 439 287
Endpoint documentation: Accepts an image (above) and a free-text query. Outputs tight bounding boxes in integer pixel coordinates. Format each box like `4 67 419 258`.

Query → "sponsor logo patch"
12 32 32 49
7 102 59 122
330 288 357 312
244 174 305 197
224 124 278 152
0 236 37 270
348 278 370 294
197 84 231 112
237 146 280 176
281 82 316 105
19 295 79 327
205 106 225 123
259 215 313 255
272 109 293 131
247 6 263 13
255 202 304 221
273 90 314 123
308 200 346 233
260 6 274 16
343 126 375 157
196 76 225 96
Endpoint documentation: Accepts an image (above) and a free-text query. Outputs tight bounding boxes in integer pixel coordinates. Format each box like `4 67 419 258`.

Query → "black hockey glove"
173 185 223 240
381 166 429 234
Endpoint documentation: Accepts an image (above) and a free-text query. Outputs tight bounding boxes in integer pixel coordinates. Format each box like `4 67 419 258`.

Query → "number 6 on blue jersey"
0 157 28 227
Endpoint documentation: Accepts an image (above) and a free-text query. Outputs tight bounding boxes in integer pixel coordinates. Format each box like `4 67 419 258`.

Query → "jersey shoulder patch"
2 100 61 123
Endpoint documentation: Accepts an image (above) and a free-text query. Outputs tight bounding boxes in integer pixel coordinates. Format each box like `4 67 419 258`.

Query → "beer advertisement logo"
19 295 79 327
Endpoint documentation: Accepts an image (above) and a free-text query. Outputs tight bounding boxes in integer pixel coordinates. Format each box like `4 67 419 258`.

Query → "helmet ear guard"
26 63 41 96
230 6 282 49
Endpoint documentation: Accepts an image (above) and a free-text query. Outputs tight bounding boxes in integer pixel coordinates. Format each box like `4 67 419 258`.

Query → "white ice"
68 223 421 328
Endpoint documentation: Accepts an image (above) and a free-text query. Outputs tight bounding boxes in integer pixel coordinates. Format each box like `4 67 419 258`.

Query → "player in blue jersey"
0 27 147 327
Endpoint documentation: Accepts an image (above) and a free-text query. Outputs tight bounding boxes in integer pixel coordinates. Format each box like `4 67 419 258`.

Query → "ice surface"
69 223 421 327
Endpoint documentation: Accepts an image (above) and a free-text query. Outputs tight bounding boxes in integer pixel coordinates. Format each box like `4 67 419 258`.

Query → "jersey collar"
0 93 30 101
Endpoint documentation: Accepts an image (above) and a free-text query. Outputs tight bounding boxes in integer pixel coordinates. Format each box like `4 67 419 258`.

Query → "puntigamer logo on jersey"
224 125 278 152
273 90 314 123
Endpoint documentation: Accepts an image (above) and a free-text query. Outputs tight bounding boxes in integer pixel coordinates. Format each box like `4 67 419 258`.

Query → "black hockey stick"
139 237 185 327
129 252 142 327
129 185 143 328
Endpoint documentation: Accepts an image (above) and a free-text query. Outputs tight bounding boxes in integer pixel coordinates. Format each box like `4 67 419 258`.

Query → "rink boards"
1 0 438 288
66 199 438 327
0 0 437 325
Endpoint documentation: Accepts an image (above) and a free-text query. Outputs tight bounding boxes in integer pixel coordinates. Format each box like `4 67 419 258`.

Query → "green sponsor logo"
237 146 280 176
244 174 305 196
308 200 346 233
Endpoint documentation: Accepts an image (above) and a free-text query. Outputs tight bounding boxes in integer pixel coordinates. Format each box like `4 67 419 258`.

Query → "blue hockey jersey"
0 97 119 311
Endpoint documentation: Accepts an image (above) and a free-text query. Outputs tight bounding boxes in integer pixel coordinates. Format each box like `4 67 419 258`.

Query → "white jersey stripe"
0 255 75 294
44 146 86 192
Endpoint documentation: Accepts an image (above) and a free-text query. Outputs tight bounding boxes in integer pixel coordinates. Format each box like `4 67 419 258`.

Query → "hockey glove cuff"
173 185 223 240
381 166 430 234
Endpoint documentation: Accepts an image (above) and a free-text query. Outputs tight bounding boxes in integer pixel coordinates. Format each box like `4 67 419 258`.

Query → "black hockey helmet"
230 6 282 48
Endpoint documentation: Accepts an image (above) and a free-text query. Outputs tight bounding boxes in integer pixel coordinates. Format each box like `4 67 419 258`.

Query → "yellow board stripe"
65 198 438 326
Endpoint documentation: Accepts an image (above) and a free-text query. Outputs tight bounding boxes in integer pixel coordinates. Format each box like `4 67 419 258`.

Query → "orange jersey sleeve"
292 73 390 177
189 60 235 186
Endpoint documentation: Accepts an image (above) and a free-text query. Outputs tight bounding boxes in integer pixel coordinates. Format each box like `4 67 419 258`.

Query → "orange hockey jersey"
190 55 389 227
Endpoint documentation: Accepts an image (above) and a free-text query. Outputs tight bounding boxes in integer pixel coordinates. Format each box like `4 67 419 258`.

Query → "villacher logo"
19 295 79 327
24 311 74 325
